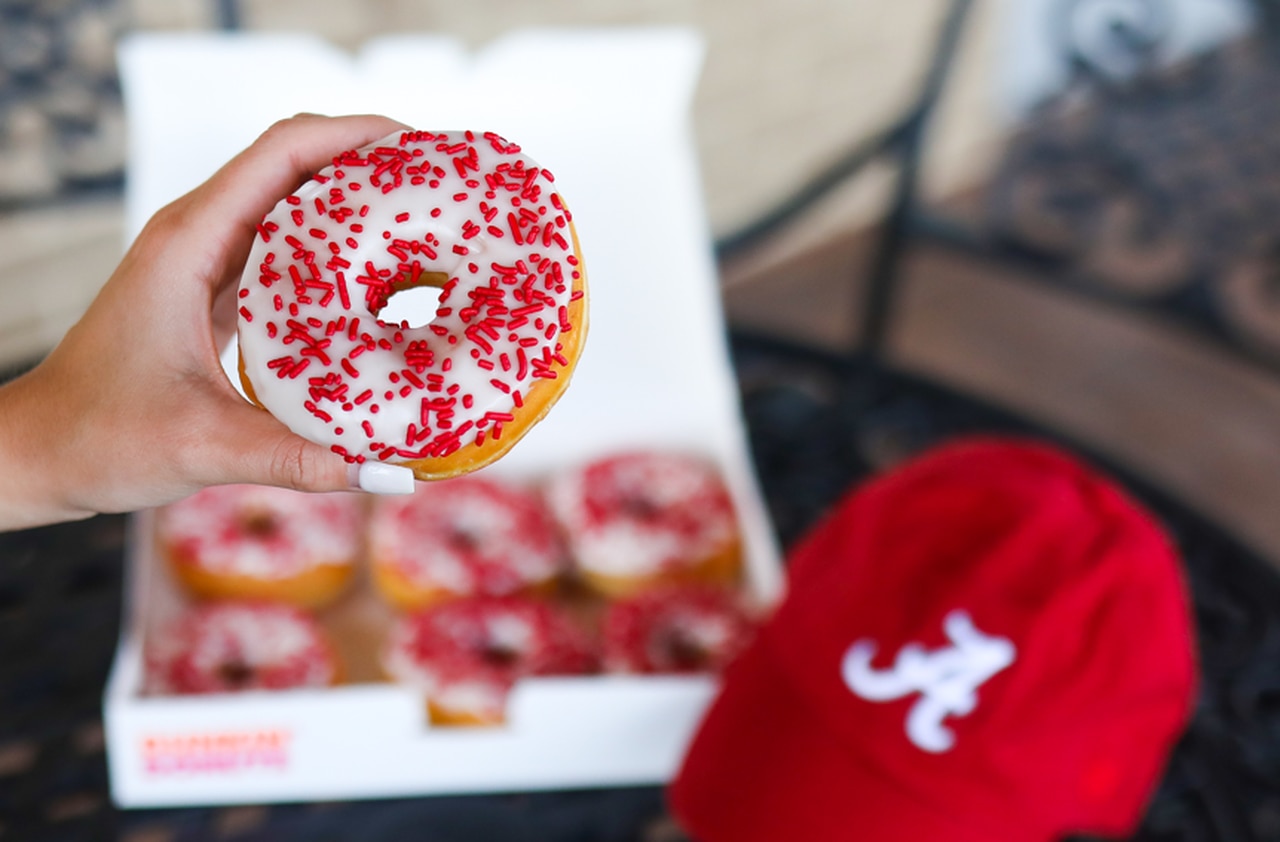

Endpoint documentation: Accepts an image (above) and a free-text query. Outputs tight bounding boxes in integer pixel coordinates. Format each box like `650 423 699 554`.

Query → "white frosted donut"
145 602 339 695
369 476 565 610
602 586 756 675
236 130 588 479
156 484 362 609
546 452 742 597
381 596 596 725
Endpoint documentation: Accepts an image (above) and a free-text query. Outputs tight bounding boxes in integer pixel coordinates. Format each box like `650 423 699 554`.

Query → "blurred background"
0 0 1010 364
8 0 1280 567
11 0 1280 835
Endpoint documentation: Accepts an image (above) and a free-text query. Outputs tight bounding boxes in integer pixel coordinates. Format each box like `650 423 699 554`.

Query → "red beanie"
669 438 1197 842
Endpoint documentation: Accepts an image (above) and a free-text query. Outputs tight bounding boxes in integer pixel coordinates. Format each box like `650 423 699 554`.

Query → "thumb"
205 401 417 495
207 401 352 492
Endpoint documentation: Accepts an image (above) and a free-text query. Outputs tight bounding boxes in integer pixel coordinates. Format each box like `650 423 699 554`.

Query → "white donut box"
103 30 784 807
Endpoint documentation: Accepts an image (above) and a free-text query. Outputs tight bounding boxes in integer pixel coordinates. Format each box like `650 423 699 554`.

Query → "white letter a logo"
841 610 1015 753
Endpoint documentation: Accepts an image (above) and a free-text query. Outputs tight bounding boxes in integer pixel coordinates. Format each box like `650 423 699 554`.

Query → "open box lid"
107 29 785 806
116 28 782 599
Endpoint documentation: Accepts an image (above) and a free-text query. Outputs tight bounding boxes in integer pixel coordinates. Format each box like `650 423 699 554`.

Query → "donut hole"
448 529 480 553
620 495 661 522
240 510 280 540
218 660 255 689
654 626 712 671
376 271 451 329
480 642 522 668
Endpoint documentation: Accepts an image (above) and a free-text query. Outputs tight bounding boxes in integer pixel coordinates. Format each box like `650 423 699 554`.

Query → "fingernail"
348 462 416 495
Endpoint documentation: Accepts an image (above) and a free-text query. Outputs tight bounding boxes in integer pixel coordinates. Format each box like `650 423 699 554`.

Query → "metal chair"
726 2 1280 839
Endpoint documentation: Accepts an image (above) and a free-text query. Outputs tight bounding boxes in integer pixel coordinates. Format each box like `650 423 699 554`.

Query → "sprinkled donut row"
377 452 753 723
379 586 758 724
146 453 755 714
237 130 588 482
155 451 744 614
146 586 758 715
156 478 566 612
374 451 743 608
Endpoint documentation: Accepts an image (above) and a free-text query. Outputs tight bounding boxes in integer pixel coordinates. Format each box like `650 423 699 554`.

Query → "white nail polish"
356 463 416 495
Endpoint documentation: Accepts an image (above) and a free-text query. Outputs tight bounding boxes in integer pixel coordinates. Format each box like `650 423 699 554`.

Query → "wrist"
0 368 94 530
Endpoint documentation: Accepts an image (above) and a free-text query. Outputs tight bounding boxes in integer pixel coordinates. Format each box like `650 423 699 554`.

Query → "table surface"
3 340 1279 842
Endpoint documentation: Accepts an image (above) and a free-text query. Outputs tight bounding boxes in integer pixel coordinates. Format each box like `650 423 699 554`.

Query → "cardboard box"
104 30 783 807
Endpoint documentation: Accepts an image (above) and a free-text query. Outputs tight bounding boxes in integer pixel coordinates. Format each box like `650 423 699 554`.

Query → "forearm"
0 116 406 533
0 368 95 530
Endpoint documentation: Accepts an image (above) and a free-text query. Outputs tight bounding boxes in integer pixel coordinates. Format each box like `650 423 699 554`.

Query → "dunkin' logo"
142 728 292 774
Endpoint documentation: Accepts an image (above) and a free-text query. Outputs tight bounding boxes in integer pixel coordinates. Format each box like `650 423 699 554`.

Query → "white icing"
188 605 322 674
380 634 442 692
370 478 562 593
147 603 334 693
237 130 581 468
645 610 735 669
381 625 509 718
484 612 535 654
431 681 507 719
157 485 361 579
380 603 543 719
547 454 738 578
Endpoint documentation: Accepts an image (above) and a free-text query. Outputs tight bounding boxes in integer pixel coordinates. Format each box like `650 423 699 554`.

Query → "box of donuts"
103 31 784 806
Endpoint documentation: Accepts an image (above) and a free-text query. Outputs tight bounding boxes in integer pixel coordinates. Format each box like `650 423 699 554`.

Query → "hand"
0 113 409 530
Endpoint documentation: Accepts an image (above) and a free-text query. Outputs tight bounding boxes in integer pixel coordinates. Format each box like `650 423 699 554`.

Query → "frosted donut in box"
546 452 743 597
381 597 597 726
236 130 588 481
369 476 566 611
144 601 340 695
156 484 362 610
602 586 756 675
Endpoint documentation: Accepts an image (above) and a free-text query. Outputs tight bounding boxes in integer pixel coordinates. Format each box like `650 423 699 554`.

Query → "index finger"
177 113 410 279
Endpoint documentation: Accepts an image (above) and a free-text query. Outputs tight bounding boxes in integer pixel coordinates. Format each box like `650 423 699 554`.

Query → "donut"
602 586 755 675
156 484 362 609
236 129 588 481
144 601 340 695
546 452 742 597
369 476 565 611
381 597 596 726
